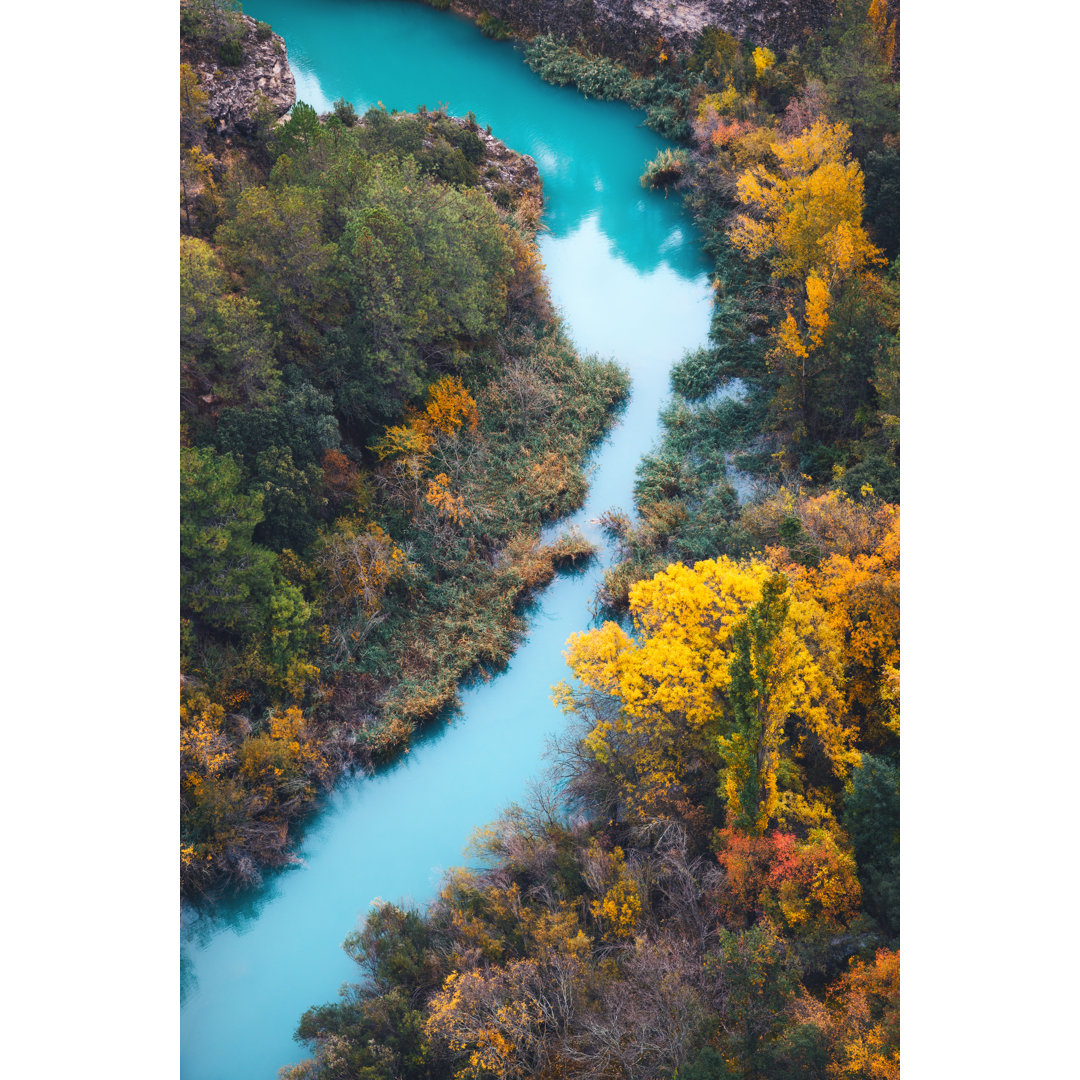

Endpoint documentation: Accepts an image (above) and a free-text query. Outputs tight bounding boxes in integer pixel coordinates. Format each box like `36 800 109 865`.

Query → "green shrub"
476 13 511 40
254 20 272 42
332 97 358 126
640 147 688 189
217 37 244 66
525 35 690 139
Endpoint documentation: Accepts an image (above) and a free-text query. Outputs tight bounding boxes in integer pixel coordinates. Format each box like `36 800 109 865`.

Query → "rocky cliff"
465 0 832 56
182 14 296 137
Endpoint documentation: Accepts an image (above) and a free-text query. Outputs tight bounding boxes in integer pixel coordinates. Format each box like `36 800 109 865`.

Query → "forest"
180 0 899 1076
180 1 629 895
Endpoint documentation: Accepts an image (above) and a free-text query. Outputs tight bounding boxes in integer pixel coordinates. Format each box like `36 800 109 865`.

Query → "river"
180 3 713 1077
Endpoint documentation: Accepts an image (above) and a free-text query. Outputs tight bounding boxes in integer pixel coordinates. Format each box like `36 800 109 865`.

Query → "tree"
705 920 803 1070
215 184 340 356
794 948 898 1080
214 382 341 551
180 446 276 633
730 120 882 290
843 755 899 934
721 574 796 834
269 101 323 161
180 63 211 148
180 145 217 233
561 556 855 832
180 236 281 418
777 500 900 748
729 120 885 446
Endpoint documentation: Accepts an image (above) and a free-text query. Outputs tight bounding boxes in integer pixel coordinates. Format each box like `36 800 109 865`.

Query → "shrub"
217 37 244 66
332 97 358 126
254 20 272 42
640 147 688 189
476 13 511 40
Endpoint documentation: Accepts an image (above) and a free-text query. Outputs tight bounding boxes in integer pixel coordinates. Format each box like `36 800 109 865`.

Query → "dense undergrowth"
516 3 901 610
179 5 628 897
277 3 901 1079
284 486 899 1080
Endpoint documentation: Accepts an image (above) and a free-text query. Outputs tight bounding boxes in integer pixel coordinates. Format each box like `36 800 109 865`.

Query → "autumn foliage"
179 68 629 896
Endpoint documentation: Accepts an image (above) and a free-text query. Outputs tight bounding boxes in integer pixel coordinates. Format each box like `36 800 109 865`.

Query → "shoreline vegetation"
266 5 900 1080
180 1 629 899
180 0 900 1076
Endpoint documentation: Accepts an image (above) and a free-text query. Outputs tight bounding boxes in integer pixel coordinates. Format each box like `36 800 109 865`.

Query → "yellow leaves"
777 311 809 360
282 657 320 700
238 705 324 791
823 948 900 1080
593 879 642 940
425 472 471 524
868 0 899 70
180 63 208 115
586 844 642 941
563 554 855 831
805 274 831 350
752 46 776 78
564 620 633 697
370 376 479 461
718 83 741 113
729 119 884 291
180 690 233 790
321 519 408 618
520 902 592 958
426 956 577 1079
371 423 432 462
424 375 480 437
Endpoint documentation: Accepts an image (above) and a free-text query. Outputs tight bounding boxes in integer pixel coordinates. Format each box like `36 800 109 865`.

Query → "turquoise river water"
180 2 713 1077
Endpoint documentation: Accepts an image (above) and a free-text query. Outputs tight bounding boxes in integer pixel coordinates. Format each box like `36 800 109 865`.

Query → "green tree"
707 921 803 1071
180 446 276 633
843 754 899 935
269 101 323 161
215 184 340 356
723 574 794 834
180 236 282 418
214 382 340 551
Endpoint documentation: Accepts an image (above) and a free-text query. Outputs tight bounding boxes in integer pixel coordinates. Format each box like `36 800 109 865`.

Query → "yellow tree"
559 556 855 832
770 496 900 748
730 119 881 287
729 120 884 436
868 0 899 71
426 955 584 1079
792 948 900 1079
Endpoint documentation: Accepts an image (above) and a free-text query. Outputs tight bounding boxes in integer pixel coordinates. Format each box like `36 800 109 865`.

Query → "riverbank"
180 5 716 1072
181 4 899 1078
181 29 631 898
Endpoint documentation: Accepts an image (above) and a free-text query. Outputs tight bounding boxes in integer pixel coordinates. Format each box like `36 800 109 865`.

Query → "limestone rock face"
462 0 829 55
183 14 296 137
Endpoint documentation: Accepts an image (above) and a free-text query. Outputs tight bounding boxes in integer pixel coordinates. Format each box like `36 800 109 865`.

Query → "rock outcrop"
182 14 296 137
450 117 543 205
461 0 831 56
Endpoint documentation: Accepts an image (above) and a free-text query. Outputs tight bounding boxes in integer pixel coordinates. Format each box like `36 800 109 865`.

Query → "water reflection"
252 0 709 276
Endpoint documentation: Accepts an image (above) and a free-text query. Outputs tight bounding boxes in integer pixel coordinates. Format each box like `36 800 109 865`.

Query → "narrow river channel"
180 3 713 1077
